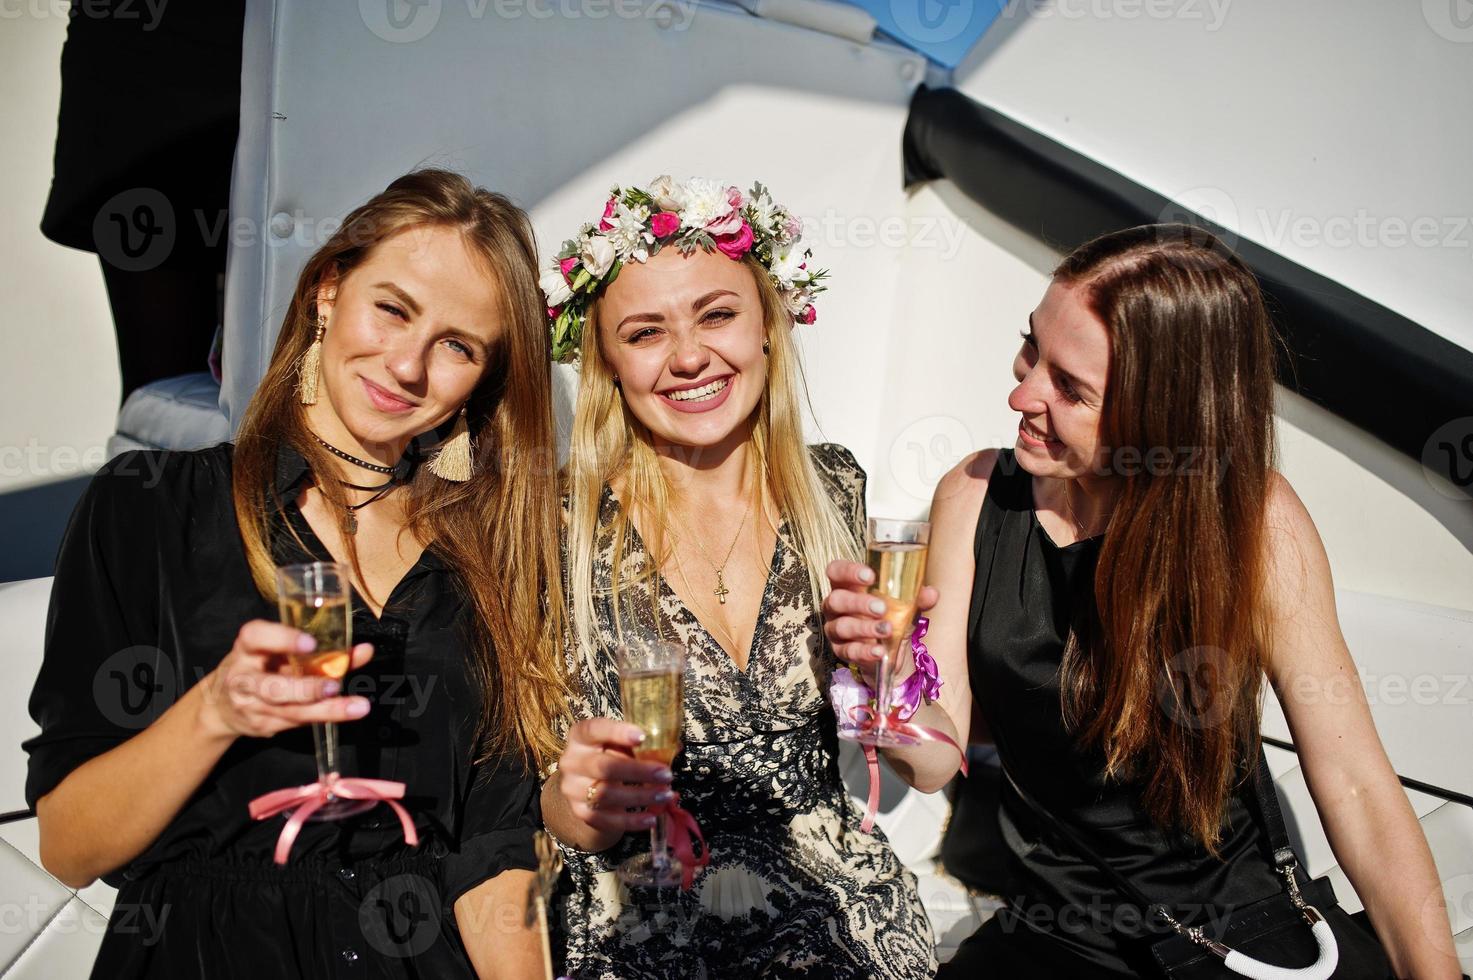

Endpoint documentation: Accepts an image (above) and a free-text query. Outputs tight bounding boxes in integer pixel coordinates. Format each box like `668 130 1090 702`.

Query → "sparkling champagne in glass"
839 517 930 748
275 562 373 820
615 639 686 887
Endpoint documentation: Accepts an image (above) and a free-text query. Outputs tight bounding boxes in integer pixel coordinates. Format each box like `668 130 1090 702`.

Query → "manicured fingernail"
296 633 317 653
629 728 646 744
867 598 886 615
640 815 658 827
876 622 892 636
654 768 674 782
321 680 340 697
859 568 875 583
346 698 370 717
872 646 886 661
654 790 674 803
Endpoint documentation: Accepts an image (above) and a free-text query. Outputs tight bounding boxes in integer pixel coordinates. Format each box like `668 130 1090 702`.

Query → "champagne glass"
275 562 374 820
615 638 686 888
839 517 930 748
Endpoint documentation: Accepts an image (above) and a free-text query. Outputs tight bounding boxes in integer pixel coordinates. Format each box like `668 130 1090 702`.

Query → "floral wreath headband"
540 176 829 364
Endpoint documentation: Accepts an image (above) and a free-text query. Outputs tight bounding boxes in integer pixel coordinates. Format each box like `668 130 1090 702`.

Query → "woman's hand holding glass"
557 718 674 835
821 559 939 689
196 621 375 740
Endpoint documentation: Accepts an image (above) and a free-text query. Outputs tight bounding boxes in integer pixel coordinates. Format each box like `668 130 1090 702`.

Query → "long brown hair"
232 169 569 769
1054 224 1278 853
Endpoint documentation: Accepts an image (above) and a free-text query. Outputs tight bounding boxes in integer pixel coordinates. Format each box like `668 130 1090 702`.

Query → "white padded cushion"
107 372 230 458
0 578 50 815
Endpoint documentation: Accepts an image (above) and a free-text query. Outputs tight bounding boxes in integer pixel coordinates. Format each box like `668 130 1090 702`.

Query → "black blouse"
24 443 537 979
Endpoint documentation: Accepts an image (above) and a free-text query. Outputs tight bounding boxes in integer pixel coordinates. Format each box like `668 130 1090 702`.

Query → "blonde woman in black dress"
537 178 947 978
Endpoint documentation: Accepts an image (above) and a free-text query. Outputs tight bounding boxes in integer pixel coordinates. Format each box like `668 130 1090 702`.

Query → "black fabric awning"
902 85 1473 489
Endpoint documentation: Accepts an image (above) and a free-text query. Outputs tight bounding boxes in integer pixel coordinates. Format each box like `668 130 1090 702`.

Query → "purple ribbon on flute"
831 617 969 832
247 774 419 865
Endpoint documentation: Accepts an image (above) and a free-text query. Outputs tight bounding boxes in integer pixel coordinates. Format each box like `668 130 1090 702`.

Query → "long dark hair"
232 169 569 768
1055 224 1278 852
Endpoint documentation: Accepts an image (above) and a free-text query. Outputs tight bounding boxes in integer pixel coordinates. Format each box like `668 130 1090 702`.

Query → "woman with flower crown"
537 177 946 979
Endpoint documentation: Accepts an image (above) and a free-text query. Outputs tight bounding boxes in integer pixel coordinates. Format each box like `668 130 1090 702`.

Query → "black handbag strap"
1000 742 1300 914
1245 745 1299 873
1000 764 1159 910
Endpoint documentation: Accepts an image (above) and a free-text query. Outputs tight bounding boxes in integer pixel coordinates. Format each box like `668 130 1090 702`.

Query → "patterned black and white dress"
555 444 937 980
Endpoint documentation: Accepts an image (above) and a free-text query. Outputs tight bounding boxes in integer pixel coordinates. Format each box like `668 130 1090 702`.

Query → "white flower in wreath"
681 177 741 234
604 202 655 263
783 286 812 318
748 194 778 237
768 242 806 290
540 267 572 307
580 235 616 277
648 174 685 212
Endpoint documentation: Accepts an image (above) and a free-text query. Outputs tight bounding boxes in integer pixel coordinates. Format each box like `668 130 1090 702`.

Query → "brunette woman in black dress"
823 226 1461 977
25 170 569 979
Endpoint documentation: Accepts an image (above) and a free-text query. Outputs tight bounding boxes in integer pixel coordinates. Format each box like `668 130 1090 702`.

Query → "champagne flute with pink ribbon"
832 518 969 832
247 561 419 863
615 638 708 889
843 518 929 747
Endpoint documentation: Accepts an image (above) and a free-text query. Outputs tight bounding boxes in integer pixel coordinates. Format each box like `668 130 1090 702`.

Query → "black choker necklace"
313 433 396 474
312 434 406 534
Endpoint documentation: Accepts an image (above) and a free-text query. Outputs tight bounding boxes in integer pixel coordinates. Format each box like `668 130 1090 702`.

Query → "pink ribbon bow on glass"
832 617 969 832
248 774 420 865
652 791 710 891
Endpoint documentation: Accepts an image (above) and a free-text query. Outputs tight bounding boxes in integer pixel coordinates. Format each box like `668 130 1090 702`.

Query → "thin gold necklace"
674 488 755 605
1060 480 1103 541
672 550 745 657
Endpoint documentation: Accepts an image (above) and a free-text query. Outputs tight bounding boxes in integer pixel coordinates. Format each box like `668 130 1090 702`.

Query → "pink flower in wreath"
598 198 618 231
650 211 680 238
714 220 754 260
704 187 745 236
559 256 578 281
799 304 817 325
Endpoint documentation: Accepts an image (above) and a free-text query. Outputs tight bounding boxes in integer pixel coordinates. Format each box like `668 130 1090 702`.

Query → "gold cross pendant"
713 570 730 605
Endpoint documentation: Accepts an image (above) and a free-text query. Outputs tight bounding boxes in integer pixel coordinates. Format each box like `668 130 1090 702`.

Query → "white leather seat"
107 371 231 458
0 578 113 976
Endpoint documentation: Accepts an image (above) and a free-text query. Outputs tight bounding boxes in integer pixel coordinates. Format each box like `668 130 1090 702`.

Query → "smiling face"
306 224 504 458
595 247 768 453
1008 279 1112 480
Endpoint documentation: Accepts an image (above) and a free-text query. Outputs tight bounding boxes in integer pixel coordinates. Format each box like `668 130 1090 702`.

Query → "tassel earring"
297 316 326 405
428 406 474 481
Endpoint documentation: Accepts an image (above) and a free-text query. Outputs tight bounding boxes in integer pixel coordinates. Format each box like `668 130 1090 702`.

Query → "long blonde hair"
232 169 570 769
563 254 858 661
